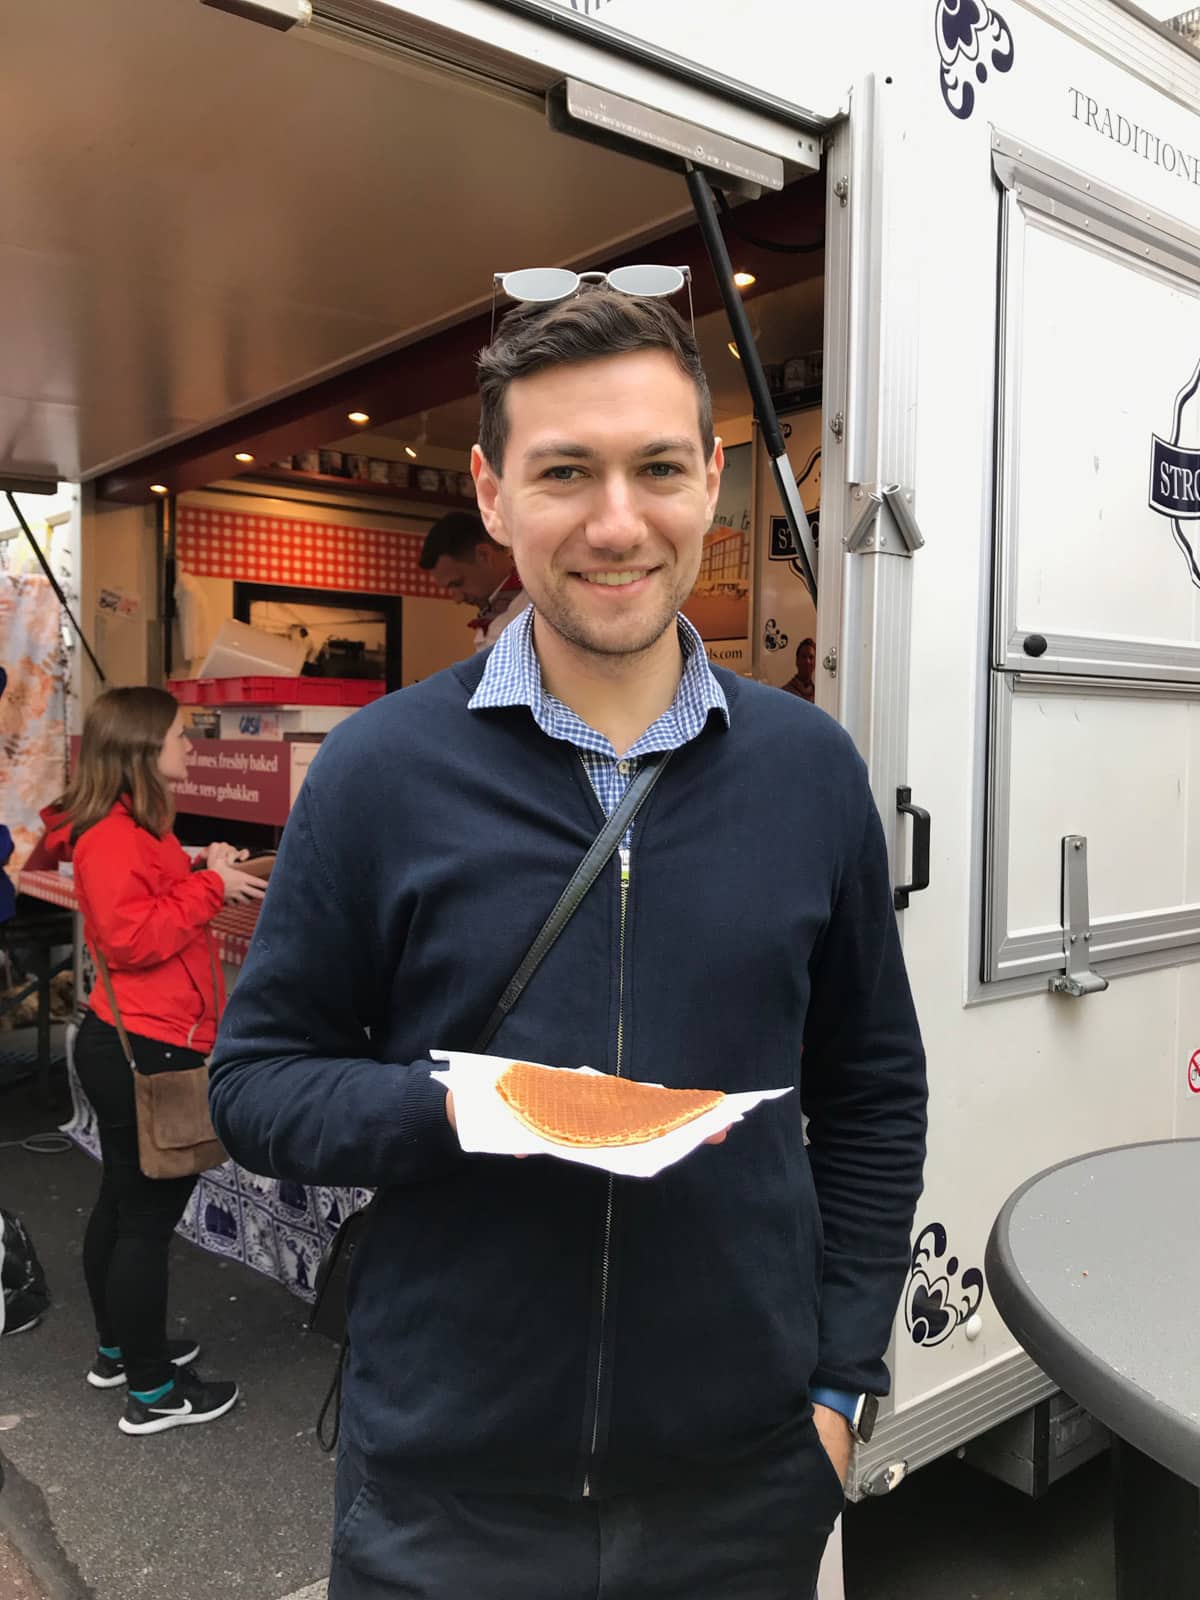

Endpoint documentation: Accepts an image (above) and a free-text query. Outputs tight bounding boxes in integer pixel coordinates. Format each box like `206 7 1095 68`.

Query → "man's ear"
705 438 726 524
471 444 512 550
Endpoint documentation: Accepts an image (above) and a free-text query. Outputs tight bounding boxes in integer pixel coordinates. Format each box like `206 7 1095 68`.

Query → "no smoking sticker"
1188 1050 1200 1095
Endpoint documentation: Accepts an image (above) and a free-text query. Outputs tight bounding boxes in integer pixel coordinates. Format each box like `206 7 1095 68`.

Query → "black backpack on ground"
0 1206 50 1335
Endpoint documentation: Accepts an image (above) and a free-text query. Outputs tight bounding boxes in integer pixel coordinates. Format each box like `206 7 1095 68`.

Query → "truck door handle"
894 786 930 911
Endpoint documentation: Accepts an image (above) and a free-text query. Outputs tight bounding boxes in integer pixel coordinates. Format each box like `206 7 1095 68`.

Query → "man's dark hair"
476 286 715 475
418 510 495 570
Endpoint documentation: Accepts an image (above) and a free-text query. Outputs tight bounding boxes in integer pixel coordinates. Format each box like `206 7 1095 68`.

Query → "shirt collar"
468 604 730 754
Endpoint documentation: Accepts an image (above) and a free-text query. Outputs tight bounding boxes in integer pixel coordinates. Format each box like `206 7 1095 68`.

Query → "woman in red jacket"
60 687 264 1436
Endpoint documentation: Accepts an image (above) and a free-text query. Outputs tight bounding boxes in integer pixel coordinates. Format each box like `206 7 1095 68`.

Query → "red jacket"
25 804 71 870
72 802 226 1052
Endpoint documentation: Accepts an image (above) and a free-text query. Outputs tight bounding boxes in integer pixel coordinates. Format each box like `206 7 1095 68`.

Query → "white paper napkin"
430 1050 792 1178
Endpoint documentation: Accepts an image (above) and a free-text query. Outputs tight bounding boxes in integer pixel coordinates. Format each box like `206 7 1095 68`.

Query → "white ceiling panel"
1 0 687 481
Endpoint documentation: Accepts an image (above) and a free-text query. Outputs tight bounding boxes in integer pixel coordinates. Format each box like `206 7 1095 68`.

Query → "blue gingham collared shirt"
468 604 729 825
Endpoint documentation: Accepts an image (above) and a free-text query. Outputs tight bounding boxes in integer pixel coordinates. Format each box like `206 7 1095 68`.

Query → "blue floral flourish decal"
936 0 1015 121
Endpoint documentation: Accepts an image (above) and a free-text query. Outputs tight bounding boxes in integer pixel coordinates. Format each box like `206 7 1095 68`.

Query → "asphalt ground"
0 1044 1116 1600
1 1060 336 1600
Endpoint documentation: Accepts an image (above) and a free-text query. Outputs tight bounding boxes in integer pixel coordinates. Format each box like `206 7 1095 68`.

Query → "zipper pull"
619 846 631 886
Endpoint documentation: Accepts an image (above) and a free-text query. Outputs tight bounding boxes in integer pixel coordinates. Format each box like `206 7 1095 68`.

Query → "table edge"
986 1138 1200 1486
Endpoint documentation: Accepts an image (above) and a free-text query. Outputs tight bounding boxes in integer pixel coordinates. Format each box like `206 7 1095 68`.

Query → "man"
210 286 926 1599
418 508 528 650
783 636 817 702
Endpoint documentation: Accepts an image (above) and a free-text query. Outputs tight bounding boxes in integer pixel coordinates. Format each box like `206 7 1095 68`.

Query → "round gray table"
986 1139 1200 1597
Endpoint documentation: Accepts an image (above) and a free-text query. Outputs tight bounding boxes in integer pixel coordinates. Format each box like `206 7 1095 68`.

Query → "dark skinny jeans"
74 1010 199 1393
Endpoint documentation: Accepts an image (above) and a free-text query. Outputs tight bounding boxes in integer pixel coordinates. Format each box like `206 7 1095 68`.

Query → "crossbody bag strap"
472 749 672 1053
92 948 137 1071
207 933 224 1028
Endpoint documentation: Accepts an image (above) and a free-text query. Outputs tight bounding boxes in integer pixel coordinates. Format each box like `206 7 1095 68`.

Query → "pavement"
0 1533 49 1600
1 1056 336 1600
0 1038 1117 1599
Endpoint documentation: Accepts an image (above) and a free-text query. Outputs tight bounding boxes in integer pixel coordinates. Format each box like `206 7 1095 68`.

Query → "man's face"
798 642 817 678
431 547 498 608
472 349 722 661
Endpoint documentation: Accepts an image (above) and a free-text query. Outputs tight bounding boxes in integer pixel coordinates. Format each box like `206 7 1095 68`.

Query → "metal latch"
844 486 925 556
1049 836 1109 998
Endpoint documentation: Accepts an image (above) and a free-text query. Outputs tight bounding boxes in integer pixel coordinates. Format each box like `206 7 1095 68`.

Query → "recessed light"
727 342 742 361
234 452 254 463
348 411 371 426
733 271 757 289
150 483 169 495
404 445 418 459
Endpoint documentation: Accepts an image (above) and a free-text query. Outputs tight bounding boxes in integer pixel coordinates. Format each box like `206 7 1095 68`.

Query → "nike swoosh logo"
152 1397 193 1416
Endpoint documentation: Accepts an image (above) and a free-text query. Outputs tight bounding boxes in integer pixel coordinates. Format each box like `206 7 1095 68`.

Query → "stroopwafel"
495 1062 725 1148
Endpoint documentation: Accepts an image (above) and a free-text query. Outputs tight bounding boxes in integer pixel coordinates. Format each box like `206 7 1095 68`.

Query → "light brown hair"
60 687 179 842
476 286 714 474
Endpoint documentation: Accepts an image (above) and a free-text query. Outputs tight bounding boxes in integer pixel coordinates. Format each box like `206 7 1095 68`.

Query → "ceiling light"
733 271 757 289
727 342 742 361
150 483 169 495
234 452 254 463
404 445 418 459
348 411 371 426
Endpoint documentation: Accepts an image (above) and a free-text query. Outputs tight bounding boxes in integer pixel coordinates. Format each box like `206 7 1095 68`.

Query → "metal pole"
5 492 105 683
158 493 176 682
684 165 819 603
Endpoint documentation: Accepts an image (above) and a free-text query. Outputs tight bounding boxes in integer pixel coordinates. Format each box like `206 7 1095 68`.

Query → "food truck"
4 0 1200 1561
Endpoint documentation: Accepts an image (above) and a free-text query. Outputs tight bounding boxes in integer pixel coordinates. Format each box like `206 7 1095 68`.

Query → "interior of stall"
160 180 827 850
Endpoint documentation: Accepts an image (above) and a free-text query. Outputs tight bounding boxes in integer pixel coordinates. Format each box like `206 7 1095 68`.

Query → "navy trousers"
328 1427 842 1600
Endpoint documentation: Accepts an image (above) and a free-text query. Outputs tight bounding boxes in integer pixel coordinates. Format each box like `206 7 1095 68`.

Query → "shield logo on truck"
935 1 1015 120
1149 358 1200 590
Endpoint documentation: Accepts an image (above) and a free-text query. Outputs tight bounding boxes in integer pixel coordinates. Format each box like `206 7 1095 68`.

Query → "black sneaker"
2 1313 41 1335
118 1368 238 1435
88 1337 200 1389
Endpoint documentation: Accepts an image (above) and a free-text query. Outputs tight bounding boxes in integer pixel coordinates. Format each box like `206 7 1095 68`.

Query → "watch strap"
810 1386 859 1423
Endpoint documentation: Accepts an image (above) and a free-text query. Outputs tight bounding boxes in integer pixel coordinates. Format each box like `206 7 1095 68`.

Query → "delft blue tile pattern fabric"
61 1025 368 1302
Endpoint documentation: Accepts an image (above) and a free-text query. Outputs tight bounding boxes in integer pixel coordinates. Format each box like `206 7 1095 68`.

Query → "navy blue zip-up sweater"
209 653 927 1498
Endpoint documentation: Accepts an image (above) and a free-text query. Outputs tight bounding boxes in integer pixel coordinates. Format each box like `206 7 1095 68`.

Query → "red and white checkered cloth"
178 504 448 599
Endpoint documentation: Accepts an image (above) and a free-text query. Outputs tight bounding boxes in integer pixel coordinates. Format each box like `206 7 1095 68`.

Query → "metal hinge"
200 0 311 31
834 176 850 206
844 485 925 556
822 645 838 677
1049 836 1109 998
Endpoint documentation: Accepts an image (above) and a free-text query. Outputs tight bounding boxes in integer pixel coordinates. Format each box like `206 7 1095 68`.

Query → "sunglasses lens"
500 268 580 303
606 264 686 298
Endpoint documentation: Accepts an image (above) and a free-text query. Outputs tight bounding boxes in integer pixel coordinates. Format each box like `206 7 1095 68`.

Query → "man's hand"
704 1126 731 1145
812 1402 853 1488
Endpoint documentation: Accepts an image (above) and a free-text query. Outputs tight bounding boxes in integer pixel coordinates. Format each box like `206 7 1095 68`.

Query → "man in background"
783 636 817 702
419 510 528 651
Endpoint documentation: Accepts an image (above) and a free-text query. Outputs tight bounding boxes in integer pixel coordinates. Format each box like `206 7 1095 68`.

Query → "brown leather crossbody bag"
93 940 227 1179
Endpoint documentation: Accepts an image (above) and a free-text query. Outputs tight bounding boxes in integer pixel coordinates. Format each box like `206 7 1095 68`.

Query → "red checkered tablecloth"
16 868 78 911
18 869 257 966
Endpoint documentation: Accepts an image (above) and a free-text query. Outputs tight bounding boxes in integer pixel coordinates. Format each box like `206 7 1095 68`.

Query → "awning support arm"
5 492 105 684
684 165 819 604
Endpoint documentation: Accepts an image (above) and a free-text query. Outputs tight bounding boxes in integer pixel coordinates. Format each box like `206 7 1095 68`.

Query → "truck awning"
3 0 824 493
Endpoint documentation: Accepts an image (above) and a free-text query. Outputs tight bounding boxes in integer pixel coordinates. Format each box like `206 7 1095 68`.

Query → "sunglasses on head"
490 264 694 338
